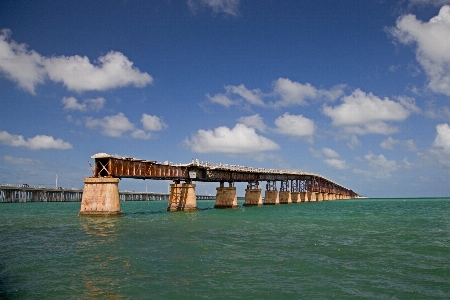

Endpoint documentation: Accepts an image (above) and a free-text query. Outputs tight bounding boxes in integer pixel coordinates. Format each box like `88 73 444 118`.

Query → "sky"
1 0 450 198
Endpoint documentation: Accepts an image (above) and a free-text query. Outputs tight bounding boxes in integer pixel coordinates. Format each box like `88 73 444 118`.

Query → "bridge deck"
91 153 358 197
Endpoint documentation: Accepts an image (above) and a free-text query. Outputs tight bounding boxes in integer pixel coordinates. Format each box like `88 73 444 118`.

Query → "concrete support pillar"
264 190 279 205
323 193 329 201
79 177 122 216
291 192 301 203
329 193 336 200
214 187 238 208
167 183 198 212
308 192 316 202
300 192 308 202
279 191 292 204
244 189 263 206
317 193 324 201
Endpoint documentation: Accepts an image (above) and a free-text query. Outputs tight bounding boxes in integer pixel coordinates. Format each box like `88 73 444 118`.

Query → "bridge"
79 153 359 216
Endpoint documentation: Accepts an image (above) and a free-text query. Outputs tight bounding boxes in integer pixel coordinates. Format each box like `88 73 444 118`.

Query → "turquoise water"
1 198 449 299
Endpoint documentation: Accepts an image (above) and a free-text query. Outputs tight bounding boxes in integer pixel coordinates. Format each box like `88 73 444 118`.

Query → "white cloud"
272 78 345 107
272 78 317 107
274 113 315 138
131 129 152 140
431 123 450 167
323 89 419 135
2 155 42 165
380 136 417 151
321 147 348 169
62 96 105 111
206 93 235 107
184 123 279 154
324 158 349 170
347 135 362 150
141 114 167 131
0 29 152 94
86 113 166 139
238 114 267 132
322 147 340 159
355 153 399 178
0 29 45 94
86 113 136 138
0 130 72 150
225 84 265 106
187 0 240 16
391 5 450 96
43 51 152 92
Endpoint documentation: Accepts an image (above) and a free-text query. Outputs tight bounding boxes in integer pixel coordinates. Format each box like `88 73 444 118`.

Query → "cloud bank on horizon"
0 0 450 197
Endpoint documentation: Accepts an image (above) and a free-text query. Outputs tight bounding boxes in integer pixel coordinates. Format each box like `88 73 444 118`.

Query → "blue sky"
1 0 450 197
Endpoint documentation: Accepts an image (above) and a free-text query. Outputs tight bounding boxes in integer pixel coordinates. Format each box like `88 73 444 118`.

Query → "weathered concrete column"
244 189 263 206
300 192 308 202
329 193 336 200
308 192 317 202
317 193 324 201
214 187 238 208
323 193 329 201
279 191 292 204
79 177 122 216
264 190 279 205
291 192 301 203
167 183 198 212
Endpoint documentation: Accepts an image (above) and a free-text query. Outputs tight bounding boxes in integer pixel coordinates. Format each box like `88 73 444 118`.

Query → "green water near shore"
1 198 449 299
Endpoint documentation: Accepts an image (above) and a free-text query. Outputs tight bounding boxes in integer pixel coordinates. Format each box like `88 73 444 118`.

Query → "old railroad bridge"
80 153 359 216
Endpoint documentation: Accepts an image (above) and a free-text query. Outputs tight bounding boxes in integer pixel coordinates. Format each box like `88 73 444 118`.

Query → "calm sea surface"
1 198 449 299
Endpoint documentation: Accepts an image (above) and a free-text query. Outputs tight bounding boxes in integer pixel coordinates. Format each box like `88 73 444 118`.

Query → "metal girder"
90 153 358 197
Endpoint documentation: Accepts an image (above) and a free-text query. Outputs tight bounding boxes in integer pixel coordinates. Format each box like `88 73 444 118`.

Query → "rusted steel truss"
91 153 358 197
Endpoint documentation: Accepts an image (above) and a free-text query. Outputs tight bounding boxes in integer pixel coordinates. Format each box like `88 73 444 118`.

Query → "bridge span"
79 153 359 216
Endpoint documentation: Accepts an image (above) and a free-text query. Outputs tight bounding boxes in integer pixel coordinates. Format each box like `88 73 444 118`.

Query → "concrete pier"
308 192 317 202
214 187 238 208
79 178 122 216
317 193 324 201
291 192 301 203
167 183 198 212
244 189 263 206
264 190 279 205
279 191 292 204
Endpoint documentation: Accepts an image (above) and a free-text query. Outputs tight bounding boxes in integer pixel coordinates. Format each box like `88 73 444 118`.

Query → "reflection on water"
79 216 121 237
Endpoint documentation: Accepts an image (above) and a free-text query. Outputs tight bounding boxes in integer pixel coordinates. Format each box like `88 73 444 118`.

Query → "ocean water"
0 198 449 299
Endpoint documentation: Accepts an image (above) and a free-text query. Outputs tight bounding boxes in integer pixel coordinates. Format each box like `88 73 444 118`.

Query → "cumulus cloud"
274 113 315 138
141 114 167 131
272 78 345 107
390 5 450 95
431 123 450 167
207 78 345 108
380 136 417 151
354 152 401 178
86 113 135 138
0 29 152 94
238 114 267 132
188 0 240 16
62 96 105 111
309 147 349 169
85 113 167 139
0 130 72 150
323 89 419 135
0 29 45 94
184 123 279 154
43 51 152 92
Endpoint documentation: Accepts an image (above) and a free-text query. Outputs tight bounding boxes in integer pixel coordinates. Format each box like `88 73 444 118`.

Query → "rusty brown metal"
90 153 359 197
